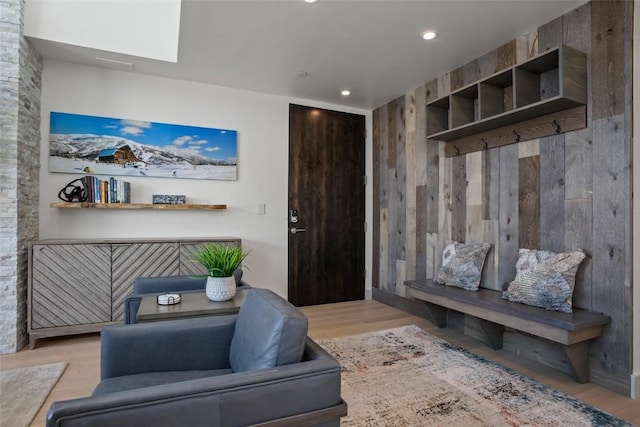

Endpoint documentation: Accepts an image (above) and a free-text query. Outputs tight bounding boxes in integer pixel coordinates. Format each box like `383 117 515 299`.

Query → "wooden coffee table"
137 288 249 323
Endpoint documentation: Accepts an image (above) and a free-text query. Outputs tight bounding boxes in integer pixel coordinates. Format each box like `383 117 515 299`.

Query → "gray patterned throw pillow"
502 249 586 313
433 241 492 291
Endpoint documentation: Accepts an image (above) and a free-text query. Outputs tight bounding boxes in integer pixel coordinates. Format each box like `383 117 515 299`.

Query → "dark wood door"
288 104 365 306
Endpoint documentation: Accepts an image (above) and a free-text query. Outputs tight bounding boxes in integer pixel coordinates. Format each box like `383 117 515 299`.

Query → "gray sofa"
123 269 249 324
47 288 346 427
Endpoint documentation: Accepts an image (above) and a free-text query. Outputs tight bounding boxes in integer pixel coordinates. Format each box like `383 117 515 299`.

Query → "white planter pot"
206 276 236 301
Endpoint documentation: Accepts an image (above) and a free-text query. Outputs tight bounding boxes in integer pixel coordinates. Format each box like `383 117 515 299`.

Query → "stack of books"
82 176 131 203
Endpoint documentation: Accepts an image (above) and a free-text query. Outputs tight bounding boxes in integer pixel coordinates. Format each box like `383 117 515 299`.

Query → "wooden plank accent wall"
371 0 632 395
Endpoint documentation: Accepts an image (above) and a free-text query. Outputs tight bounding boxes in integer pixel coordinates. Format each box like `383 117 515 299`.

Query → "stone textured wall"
372 0 633 395
0 0 42 353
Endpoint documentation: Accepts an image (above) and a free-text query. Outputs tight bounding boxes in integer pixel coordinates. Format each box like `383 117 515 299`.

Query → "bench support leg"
421 301 448 328
563 341 590 383
474 318 504 350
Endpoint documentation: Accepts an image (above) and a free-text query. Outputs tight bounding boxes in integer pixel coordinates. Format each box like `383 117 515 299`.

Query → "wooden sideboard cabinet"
27 237 241 348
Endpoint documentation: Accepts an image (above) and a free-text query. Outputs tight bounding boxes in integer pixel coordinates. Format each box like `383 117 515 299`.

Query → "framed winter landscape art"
49 112 238 180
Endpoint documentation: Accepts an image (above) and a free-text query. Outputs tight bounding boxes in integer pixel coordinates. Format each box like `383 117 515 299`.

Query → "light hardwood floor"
2 300 639 426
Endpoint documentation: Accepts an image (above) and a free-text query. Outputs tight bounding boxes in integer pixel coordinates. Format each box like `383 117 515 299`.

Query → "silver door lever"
290 227 306 234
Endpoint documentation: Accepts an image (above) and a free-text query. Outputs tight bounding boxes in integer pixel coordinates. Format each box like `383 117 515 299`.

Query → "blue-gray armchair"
124 269 249 324
47 288 346 427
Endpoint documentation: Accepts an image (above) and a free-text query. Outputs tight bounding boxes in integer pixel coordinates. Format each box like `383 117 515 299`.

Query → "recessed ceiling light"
341 90 351 96
421 31 437 40
304 0 317 3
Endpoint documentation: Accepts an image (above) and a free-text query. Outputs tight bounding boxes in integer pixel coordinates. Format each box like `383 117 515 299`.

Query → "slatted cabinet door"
111 243 180 321
31 243 111 328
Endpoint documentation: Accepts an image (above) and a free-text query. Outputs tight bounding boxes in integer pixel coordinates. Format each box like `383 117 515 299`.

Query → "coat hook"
553 120 561 133
513 130 521 143
454 145 461 156
481 138 489 150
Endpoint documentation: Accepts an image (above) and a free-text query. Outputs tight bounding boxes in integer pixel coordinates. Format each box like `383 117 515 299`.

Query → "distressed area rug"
0 362 67 427
318 325 630 426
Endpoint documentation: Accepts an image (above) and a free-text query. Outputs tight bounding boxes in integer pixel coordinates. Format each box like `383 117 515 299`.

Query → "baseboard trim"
365 288 372 300
632 372 640 399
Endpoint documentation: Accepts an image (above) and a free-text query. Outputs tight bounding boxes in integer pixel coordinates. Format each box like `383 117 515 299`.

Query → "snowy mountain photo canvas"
49 112 238 180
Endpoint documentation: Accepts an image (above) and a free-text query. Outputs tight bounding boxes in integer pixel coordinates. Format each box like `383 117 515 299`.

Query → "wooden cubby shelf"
426 45 587 156
50 202 227 210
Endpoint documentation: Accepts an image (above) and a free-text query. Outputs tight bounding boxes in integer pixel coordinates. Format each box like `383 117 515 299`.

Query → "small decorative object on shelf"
153 194 186 204
191 244 250 302
58 178 87 202
157 293 182 305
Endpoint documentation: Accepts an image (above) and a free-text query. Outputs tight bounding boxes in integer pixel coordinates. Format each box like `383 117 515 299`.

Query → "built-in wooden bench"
404 279 610 383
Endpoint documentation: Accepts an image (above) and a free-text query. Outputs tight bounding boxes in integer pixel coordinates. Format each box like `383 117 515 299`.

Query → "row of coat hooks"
450 119 563 157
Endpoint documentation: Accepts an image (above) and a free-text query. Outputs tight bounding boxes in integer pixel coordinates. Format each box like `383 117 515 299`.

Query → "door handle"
290 227 306 234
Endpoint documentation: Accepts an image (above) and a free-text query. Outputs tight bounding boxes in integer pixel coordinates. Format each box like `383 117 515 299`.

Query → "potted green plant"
192 244 249 301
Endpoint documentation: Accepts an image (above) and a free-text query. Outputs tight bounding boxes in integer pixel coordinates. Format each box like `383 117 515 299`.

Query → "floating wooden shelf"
426 45 587 156
50 202 227 210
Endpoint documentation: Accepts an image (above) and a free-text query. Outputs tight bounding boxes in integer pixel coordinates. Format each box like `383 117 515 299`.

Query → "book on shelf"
81 175 131 204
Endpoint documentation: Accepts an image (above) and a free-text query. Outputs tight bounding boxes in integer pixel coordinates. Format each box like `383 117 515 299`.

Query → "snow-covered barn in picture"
48 112 239 181
98 145 139 164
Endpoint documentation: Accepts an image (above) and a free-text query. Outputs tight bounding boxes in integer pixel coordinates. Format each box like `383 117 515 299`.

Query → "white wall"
39 59 372 299
24 0 181 62
632 0 639 399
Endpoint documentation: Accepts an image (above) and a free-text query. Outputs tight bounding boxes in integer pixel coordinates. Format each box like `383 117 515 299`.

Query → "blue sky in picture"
50 112 237 160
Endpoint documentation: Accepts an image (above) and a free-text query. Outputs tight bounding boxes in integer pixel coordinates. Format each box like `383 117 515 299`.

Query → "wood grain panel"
437 72 451 98
372 108 381 288
424 79 438 103
450 66 465 92
406 128 417 281
564 198 593 309
406 93 418 282
465 151 483 243
463 58 481 86
378 105 389 290
380 209 389 291
416 184 428 280
451 155 466 242
539 133 565 252
426 141 440 234
518 155 540 249
591 0 626 120
563 1 593 201
516 32 539 63
497 40 517 70
518 138 540 159
111 243 180 320
437 150 452 273
394 96 407 290
443 106 587 157
482 148 500 221
478 48 499 79
481 220 499 290
387 99 399 293
379 105 389 210
538 16 562 51
31 244 111 328
415 85 428 279
591 114 631 389
426 232 437 279
497 144 519 289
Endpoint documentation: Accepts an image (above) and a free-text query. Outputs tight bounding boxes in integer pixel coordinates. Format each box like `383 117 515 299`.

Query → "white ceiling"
27 0 587 110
